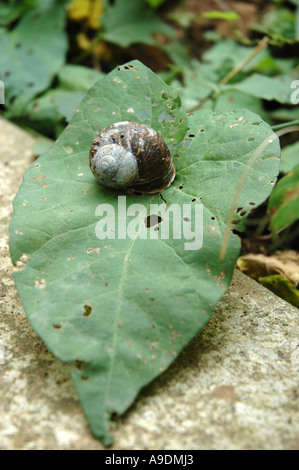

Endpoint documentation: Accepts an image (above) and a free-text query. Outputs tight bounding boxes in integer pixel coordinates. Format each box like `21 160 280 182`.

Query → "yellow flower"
76 33 111 61
67 0 104 30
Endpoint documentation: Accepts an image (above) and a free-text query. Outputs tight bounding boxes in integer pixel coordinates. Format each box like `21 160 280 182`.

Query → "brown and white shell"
89 121 175 194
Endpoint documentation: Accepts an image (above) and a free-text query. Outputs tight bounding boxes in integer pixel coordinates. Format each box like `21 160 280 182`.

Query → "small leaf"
0 1 67 114
259 275 299 308
58 64 104 92
101 0 174 47
202 10 240 21
268 163 299 233
280 141 299 173
227 72 299 104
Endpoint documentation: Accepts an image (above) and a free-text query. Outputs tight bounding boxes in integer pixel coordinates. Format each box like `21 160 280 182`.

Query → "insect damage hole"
82 304 93 317
145 214 163 228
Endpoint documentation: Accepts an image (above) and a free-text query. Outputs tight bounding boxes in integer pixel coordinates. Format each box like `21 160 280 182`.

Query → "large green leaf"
0 0 67 115
102 0 174 47
9 61 280 446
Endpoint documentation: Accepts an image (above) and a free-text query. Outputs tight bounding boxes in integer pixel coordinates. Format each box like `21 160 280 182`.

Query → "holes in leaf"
252 121 262 126
145 214 163 228
188 134 195 138
75 360 85 371
63 145 74 154
81 375 88 381
249 202 256 206
239 210 247 217
191 198 196 202
82 304 93 317
248 137 255 142
52 324 61 329
161 91 168 100
211 216 216 221
235 207 243 213
179 183 184 190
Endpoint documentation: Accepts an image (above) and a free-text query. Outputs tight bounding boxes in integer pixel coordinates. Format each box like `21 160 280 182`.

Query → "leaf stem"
188 36 269 113
219 36 269 85
271 120 299 131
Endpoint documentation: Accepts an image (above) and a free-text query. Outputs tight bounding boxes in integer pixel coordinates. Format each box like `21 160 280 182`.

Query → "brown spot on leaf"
32 175 47 181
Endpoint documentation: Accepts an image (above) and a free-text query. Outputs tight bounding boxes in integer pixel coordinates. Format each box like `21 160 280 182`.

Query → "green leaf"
145 0 166 7
226 72 299 104
0 0 36 26
202 10 240 21
269 107 299 122
18 66 103 136
268 163 299 233
203 39 268 75
58 65 104 92
259 275 299 308
23 89 84 138
10 61 280 446
280 141 299 173
252 7 297 43
101 0 174 47
211 91 270 122
0 1 67 114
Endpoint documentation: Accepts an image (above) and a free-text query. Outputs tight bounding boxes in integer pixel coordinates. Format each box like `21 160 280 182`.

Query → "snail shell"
89 121 175 194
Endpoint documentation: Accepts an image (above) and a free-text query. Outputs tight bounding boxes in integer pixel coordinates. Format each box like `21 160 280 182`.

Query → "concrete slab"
0 117 298 450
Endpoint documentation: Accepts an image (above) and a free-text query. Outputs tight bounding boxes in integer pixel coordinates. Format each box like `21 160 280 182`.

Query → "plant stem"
219 36 269 85
271 120 299 131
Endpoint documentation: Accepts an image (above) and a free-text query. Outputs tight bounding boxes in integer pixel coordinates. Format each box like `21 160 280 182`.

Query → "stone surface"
0 117 298 450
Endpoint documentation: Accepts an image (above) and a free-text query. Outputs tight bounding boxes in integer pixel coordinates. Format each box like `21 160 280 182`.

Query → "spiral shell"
89 121 175 194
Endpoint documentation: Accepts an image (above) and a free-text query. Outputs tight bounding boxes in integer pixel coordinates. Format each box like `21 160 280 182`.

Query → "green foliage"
0 1 67 116
227 72 299 104
268 163 299 234
259 275 299 308
23 65 104 137
174 38 299 116
145 0 166 8
280 140 299 173
101 0 174 47
201 10 240 21
252 7 298 44
10 61 280 445
0 0 36 26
